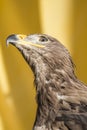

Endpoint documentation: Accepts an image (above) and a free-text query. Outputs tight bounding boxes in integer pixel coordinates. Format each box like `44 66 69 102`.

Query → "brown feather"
6 34 87 130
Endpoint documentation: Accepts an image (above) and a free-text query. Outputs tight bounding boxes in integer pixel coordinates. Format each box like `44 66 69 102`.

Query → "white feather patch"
57 94 67 100
33 125 47 130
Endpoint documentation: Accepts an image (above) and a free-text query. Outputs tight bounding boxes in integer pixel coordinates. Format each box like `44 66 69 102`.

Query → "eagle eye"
39 36 48 42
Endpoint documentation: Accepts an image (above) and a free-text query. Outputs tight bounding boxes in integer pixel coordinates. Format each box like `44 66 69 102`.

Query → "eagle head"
6 34 75 80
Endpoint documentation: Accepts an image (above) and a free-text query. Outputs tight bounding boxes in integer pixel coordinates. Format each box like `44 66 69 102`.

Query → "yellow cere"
18 34 27 39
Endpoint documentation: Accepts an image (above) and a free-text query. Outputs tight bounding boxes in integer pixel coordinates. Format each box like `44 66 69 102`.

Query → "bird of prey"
6 34 87 130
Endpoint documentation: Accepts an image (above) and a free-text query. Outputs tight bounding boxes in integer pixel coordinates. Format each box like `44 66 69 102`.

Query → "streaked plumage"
6 34 87 130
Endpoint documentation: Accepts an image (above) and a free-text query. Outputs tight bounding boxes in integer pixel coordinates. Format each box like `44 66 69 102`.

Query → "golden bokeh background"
0 0 87 130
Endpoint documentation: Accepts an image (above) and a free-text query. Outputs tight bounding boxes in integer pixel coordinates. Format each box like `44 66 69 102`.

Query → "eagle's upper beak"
6 34 45 48
6 34 26 46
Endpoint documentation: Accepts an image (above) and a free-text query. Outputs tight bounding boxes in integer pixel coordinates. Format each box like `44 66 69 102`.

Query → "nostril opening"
20 36 23 39
18 35 26 39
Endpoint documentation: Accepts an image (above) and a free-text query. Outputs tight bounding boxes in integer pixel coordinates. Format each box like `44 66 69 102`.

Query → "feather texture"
6 34 87 130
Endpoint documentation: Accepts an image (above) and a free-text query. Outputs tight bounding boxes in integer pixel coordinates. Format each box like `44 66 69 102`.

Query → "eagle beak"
6 34 26 46
6 34 45 48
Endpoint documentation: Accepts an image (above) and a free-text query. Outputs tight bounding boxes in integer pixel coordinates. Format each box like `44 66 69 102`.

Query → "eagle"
6 34 87 130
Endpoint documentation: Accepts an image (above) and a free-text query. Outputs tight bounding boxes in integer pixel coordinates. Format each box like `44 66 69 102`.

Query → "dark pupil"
40 36 48 42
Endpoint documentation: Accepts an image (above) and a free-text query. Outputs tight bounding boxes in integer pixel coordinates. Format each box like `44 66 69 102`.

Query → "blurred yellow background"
0 0 87 130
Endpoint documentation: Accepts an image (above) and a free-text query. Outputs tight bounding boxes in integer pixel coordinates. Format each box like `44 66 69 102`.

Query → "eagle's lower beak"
6 34 26 46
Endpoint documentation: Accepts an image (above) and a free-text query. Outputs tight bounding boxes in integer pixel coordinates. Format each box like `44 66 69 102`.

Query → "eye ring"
39 36 48 42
